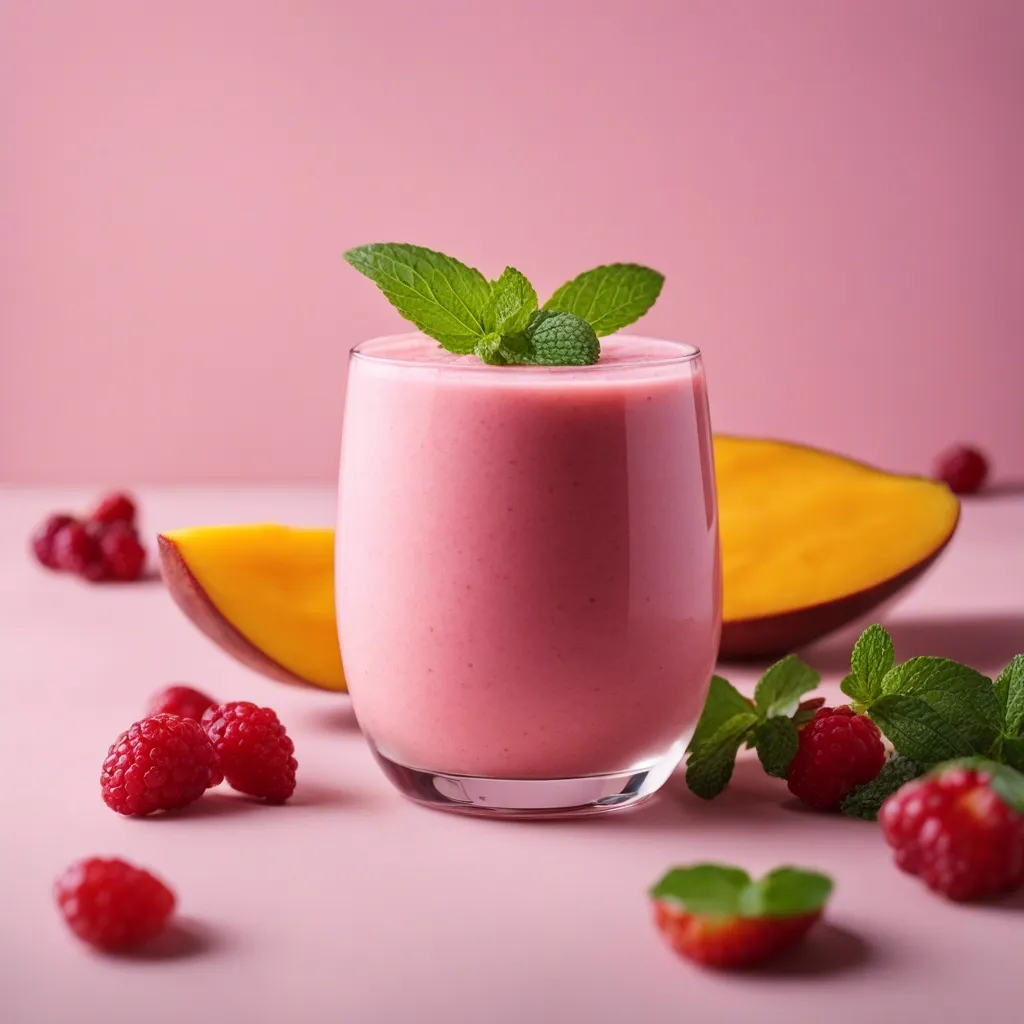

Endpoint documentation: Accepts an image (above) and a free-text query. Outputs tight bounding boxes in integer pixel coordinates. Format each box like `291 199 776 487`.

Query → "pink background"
2 0 1022 485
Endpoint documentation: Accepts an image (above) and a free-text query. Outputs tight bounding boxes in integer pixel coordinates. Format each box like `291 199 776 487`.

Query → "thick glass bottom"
368 739 684 820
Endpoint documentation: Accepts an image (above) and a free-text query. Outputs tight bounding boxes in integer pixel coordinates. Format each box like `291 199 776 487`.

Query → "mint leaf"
482 266 537 336
755 717 800 778
650 864 832 919
840 756 925 820
687 676 757 751
649 864 750 915
544 263 664 337
684 713 759 800
881 657 1001 756
344 243 491 353
994 655 1024 737
516 309 600 366
1002 736 1024 772
868 694 972 763
754 655 820 719
842 624 894 705
737 867 833 918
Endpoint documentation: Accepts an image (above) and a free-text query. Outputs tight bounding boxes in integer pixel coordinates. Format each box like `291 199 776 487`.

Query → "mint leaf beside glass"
344 243 664 367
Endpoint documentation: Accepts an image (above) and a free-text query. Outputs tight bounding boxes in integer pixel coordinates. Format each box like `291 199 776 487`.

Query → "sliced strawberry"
649 863 832 969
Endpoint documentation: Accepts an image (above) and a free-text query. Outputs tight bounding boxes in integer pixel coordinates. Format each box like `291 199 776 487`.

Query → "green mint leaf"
754 717 800 778
843 624 894 705
868 693 973 763
650 864 833 919
473 333 505 365
687 676 757 752
994 655 1024 737
840 756 926 820
754 655 820 719
1002 736 1024 772
515 309 600 366
931 757 1024 815
684 713 759 800
737 867 834 918
482 267 537 336
649 864 750 916
881 657 1001 756
543 263 664 337
344 243 491 353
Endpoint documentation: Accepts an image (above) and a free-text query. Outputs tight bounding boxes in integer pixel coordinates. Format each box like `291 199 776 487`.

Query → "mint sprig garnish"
344 243 664 366
685 623 1024 806
649 864 833 919
840 756 926 820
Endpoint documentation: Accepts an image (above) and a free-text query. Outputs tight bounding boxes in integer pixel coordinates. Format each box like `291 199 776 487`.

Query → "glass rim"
349 332 702 373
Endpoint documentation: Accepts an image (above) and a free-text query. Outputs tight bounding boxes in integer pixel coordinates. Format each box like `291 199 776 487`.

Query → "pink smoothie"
336 333 721 779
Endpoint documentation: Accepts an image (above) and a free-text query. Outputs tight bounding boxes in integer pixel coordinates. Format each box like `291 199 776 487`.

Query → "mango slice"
157 438 959 687
158 525 345 691
716 437 959 658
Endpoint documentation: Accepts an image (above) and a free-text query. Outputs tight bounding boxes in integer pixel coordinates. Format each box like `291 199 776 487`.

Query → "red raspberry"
147 684 216 722
53 521 108 580
879 766 1024 900
101 714 222 816
89 491 137 527
786 705 886 810
55 857 175 950
934 445 989 495
30 513 77 570
203 702 297 802
98 521 146 581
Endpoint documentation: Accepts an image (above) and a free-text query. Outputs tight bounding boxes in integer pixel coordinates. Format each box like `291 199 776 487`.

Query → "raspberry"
98 522 146 581
934 445 989 495
90 491 137 527
203 702 297 802
786 705 886 810
101 714 222 816
53 521 108 580
55 857 175 950
879 767 1024 900
147 684 216 722
30 513 77 570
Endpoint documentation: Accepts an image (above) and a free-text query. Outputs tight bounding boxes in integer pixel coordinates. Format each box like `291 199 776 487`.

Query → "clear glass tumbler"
336 332 721 818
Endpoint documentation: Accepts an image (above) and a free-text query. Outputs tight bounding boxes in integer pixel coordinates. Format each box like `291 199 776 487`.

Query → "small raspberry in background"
649 863 833 969
204 701 297 802
89 491 137 527
934 445 989 495
98 521 147 581
55 857 175 950
30 513 77 570
148 684 216 723
786 705 886 811
53 521 108 581
101 713 222 816
879 761 1024 901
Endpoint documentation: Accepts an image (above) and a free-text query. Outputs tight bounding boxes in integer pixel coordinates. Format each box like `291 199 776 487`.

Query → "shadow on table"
742 922 873 979
802 612 1024 676
114 917 223 962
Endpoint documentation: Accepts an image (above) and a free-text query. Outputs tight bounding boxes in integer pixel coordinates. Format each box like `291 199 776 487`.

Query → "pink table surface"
1 486 1022 1024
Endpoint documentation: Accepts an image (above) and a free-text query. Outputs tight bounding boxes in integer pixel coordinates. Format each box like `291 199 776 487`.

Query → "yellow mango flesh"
162 524 344 689
715 436 960 622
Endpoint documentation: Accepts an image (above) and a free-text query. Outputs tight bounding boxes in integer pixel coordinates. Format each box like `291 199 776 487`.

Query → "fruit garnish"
649 863 833 968
879 758 1024 901
98 521 146 581
343 243 663 367
203 702 297 803
30 513 77 570
715 437 959 658
934 445 989 495
685 626 1024 813
89 491 138 527
101 714 222 816
53 520 107 580
147 684 217 722
55 857 176 951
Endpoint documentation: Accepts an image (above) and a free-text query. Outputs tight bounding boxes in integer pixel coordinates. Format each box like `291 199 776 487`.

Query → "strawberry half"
649 863 832 969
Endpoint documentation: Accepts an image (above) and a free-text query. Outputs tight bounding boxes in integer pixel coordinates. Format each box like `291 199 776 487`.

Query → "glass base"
369 740 684 820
